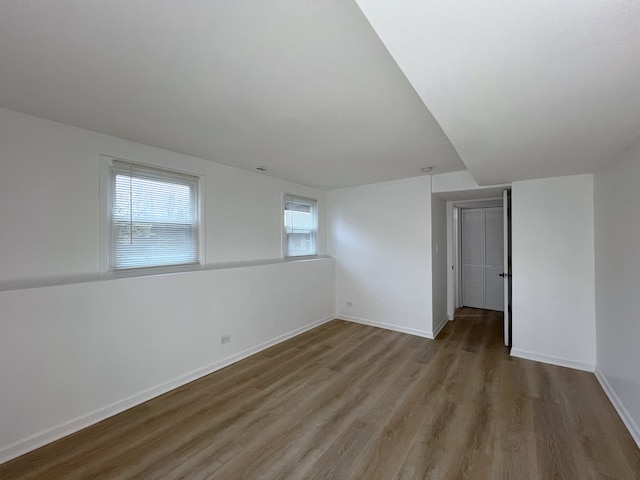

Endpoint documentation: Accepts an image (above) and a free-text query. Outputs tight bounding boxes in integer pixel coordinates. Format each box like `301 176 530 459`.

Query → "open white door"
502 189 512 346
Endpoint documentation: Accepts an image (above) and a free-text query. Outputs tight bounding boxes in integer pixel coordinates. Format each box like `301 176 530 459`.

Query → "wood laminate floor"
1 309 639 479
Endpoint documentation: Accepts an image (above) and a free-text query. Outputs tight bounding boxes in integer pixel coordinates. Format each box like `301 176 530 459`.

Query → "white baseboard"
595 368 640 449
338 314 433 339
0 314 335 465
510 348 595 372
432 315 449 339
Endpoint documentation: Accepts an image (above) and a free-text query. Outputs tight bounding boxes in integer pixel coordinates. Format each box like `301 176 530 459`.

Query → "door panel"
462 210 483 264
461 209 484 308
463 265 484 308
484 208 504 266
485 266 504 311
485 206 504 311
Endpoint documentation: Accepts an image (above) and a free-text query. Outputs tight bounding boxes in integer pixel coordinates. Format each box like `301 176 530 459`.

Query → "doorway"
444 190 512 347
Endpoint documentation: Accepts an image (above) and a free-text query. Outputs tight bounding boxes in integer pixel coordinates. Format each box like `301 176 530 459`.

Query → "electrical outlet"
220 334 231 344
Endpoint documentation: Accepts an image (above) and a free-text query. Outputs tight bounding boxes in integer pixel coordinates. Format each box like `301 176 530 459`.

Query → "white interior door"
502 190 512 346
484 207 504 311
461 209 484 308
461 207 504 311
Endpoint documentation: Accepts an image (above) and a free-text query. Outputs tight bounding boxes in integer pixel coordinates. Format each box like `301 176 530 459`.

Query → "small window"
283 195 318 258
110 160 200 271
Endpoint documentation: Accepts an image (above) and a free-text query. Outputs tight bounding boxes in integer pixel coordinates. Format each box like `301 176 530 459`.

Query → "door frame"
503 189 513 346
447 197 505 318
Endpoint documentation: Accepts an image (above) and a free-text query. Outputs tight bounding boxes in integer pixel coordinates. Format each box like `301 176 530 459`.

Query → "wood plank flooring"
1 308 639 479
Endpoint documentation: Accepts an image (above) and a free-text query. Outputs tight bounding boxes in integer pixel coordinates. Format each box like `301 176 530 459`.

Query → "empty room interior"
1 1 639 478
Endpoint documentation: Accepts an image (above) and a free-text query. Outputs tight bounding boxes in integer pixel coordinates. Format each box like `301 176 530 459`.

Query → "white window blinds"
110 161 200 270
283 195 318 257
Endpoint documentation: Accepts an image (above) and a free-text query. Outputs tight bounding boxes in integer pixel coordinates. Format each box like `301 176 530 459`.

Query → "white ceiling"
355 0 640 185
0 1 464 190
1 2 639 189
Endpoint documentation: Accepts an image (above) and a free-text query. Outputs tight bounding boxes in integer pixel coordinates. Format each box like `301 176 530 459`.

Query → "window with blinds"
110 160 200 271
283 195 318 258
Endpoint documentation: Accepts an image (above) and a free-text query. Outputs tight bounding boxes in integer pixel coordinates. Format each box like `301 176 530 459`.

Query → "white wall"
432 170 509 200
511 174 596 371
431 193 448 335
432 170 489 193
594 135 640 446
0 107 328 287
328 176 434 337
0 108 335 462
0 259 335 462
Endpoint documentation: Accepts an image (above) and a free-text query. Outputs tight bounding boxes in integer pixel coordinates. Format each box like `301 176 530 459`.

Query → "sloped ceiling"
355 0 640 185
0 1 465 189
2 2 639 189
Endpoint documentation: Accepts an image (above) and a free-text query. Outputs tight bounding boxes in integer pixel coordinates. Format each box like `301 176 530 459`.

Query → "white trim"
454 205 461 309
197 173 206 267
0 314 335 464
98 155 112 273
338 314 434 339
510 348 595 372
432 315 449 339
595 368 640 449
0 256 334 293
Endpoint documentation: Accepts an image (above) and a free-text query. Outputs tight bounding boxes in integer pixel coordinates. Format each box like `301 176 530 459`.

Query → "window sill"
0 256 333 292
284 254 319 261
106 263 204 279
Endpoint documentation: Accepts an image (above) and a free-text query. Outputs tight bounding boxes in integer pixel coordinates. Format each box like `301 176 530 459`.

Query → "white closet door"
461 207 504 311
484 207 504 311
462 209 484 308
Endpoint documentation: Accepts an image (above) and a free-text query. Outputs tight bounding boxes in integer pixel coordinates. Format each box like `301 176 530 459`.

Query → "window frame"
99 155 205 275
282 193 319 259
